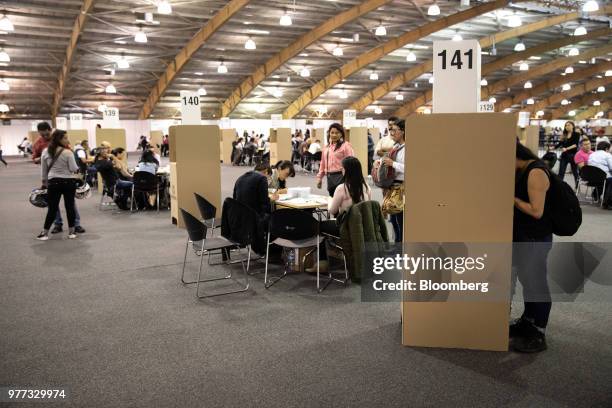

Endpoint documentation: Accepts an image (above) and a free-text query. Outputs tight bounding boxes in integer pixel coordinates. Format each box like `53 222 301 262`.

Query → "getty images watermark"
359 242 612 303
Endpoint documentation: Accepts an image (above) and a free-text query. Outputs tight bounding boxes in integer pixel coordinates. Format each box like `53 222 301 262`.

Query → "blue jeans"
389 212 403 243
54 202 80 227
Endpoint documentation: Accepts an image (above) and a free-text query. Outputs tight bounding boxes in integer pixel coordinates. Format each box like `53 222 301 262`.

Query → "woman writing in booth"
269 160 295 194
316 123 355 196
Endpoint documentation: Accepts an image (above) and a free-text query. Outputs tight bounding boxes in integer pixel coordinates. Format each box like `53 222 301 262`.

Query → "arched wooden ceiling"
574 100 610 120
526 77 612 113
547 91 610 119
219 0 391 118
138 0 251 120
281 0 519 119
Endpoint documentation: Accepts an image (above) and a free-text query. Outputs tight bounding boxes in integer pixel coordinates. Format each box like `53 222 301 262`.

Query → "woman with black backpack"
511 142 553 353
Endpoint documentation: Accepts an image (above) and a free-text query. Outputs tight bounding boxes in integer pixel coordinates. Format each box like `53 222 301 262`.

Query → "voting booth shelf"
401 113 516 351
270 128 291 164
169 125 221 228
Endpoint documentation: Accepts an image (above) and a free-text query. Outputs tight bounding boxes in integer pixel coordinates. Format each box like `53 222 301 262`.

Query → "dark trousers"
389 212 403 243
512 233 553 328
44 178 77 230
558 154 578 187
0 150 6 166
319 219 340 260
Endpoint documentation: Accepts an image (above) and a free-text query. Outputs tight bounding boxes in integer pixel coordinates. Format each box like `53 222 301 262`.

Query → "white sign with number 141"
433 40 481 114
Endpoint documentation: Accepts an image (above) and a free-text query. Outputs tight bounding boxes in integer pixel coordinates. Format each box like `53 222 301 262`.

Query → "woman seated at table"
111 147 132 181
322 156 371 236
136 150 159 174
269 160 295 194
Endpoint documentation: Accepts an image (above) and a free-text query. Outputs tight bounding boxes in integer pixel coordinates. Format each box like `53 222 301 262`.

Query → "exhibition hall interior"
0 0 611 407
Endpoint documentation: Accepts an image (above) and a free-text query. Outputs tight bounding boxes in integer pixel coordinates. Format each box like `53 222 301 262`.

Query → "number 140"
437 49 473 70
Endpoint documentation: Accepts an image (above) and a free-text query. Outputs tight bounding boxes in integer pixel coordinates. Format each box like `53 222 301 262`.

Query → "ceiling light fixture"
514 41 525 52
105 84 116 94
561 99 569 105
582 1 599 12
0 103 9 113
568 47 579 56
526 98 534 105
134 26 147 43
423 107 432 114
488 97 496 104
197 87 207 96
286 76 291 82
375 24 386 36
524 81 532 89
519 62 529 71
565 66 574 74
374 106 382 114
503 108 512 113
562 83 571 91
279 10 292 26
427 3 440 16
353 33 359 42
452 32 463 42
339 90 348 99
369 71 379 80
406 51 416 62
217 61 227 74
536 110 544 116
597 86 605 92
593 100 601 106
117 54 129 69
0 79 9 91
574 25 587 36
0 49 9 63
596 111 604 117
480 78 488 86
300 67 310 77
332 44 343 56
157 0 172 15
506 13 522 28
396 93 404 101
245 36 256 50
428 76 434 84
273 88 283 98
568 110 576 117
0 14 14 32
605 70 612 77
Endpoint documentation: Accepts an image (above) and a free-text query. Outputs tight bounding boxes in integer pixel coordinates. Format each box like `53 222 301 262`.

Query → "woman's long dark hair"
328 123 345 148
274 160 295 177
140 149 159 165
47 130 67 158
342 156 367 204
516 141 540 162
562 121 577 140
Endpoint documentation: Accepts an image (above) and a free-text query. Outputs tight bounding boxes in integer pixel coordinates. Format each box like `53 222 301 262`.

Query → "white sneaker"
36 232 49 241
68 233 77 239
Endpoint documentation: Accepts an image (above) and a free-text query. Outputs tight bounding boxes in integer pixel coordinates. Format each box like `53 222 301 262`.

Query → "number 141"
437 49 473 69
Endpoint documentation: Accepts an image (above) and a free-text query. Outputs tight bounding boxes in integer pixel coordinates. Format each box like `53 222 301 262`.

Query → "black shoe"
509 317 534 338
74 226 86 234
50 225 63 234
511 330 547 353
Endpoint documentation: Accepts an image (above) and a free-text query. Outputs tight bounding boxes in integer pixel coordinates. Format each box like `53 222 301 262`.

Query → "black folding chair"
130 171 160 212
194 192 221 234
578 165 607 207
179 208 249 298
264 209 329 292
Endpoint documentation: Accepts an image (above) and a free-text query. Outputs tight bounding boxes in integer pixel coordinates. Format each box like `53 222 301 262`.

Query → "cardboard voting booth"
169 125 221 228
313 128 326 144
28 131 39 143
345 127 368 177
518 125 539 154
269 128 291 163
221 129 235 164
150 130 163 150
401 113 516 351
67 130 88 147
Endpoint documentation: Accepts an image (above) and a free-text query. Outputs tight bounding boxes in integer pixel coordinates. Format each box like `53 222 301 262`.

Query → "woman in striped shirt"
316 123 355 196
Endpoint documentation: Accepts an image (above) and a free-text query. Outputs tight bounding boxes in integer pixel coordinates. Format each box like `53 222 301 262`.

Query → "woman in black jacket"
555 121 580 187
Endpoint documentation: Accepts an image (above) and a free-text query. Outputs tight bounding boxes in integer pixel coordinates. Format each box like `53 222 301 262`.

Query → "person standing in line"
36 130 80 241
316 123 355 197
555 121 580 188
511 142 553 353
0 144 7 166
380 119 405 243
375 117 398 158
33 122 86 234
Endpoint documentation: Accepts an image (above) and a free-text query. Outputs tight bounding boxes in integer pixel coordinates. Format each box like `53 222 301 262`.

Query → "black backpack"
542 166 582 236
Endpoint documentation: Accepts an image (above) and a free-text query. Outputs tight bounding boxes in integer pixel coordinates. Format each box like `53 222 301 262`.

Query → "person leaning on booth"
316 123 354 197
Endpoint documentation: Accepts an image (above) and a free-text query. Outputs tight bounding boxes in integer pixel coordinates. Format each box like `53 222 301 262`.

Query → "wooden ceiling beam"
547 91 610 119
574 100 610 120
138 0 251 120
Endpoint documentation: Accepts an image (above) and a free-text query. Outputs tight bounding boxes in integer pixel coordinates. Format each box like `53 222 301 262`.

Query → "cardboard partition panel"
67 130 88 147
150 130 163 149
221 129 235 164
28 131 39 143
345 127 368 177
169 125 221 228
605 126 612 136
369 127 380 144
313 128 326 144
518 125 539 154
269 128 291 163
96 128 127 193
402 113 516 351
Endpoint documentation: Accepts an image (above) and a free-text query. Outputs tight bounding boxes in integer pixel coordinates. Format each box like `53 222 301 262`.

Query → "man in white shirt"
308 139 321 155
588 141 612 208
375 117 398 158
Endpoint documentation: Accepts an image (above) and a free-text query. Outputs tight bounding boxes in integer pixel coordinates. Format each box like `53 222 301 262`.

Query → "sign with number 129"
433 40 481 114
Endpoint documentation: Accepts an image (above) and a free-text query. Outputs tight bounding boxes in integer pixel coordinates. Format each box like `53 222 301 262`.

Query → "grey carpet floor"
0 156 611 408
